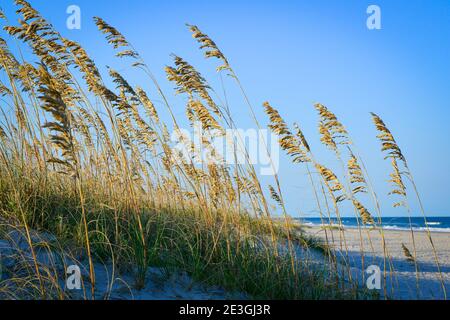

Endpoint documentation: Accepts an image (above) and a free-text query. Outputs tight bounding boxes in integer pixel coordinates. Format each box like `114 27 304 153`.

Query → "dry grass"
0 0 445 300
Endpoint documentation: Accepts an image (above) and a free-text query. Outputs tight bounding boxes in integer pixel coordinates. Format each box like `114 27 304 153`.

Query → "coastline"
298 217 450 233
304 224 450 233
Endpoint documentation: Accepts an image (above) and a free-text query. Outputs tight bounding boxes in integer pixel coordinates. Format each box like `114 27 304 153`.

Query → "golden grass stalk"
37 65 96 297
401 243 415 263
371 112 446 298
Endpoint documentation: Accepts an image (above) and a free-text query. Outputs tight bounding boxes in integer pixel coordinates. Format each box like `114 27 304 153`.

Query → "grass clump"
0 0 444 300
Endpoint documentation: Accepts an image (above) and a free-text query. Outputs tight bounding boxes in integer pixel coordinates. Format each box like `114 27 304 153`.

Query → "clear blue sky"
1 0 449 217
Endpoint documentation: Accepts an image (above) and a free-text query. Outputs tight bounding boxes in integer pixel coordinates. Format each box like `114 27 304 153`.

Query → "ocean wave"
373 224 450 232
301 221 450 233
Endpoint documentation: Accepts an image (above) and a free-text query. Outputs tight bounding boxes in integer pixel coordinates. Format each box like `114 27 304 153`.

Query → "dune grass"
0 0 445 300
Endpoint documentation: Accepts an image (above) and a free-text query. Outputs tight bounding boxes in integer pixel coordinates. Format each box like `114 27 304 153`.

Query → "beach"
304 225 450 299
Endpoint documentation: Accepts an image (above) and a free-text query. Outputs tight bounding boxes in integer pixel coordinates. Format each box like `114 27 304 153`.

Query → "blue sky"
1 0 449 217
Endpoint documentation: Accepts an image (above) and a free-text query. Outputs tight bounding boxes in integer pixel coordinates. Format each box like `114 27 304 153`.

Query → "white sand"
3 223 450 299
0 228 245 300
305 226 450 299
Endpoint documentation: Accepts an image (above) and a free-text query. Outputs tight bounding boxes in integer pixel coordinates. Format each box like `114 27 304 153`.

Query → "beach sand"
305 226 450 299
2 222 449 299
0 229 246 300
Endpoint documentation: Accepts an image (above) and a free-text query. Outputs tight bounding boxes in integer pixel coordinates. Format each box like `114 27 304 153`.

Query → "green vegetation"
0 0 444 300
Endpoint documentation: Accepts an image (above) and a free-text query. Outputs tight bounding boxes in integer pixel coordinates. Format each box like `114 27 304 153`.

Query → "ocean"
297 216 450 232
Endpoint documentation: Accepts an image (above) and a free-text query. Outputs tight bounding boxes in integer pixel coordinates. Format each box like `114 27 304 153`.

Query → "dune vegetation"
0 0 445 300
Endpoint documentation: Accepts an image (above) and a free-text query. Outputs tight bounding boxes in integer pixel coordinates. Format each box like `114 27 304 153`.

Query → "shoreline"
302 223 450 234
